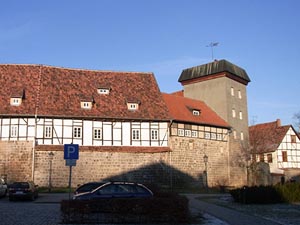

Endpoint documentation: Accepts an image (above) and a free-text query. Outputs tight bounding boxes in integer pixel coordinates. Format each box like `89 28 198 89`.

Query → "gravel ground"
200 195 300 225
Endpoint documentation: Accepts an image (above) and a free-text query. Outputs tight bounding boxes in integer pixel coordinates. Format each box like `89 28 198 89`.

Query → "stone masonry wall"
169 136 230 188
34 149 171 188
0 141 33 182
1 140 232 189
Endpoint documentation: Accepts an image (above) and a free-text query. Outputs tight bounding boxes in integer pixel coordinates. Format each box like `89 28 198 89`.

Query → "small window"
267 154 273 163
211 133 217 140
73 127 82 138
151 129 158 140
178 129 184 137
10 98 22 106
97 88 110 95
217 134 222 140
231 87 234 96
11 125 18 137
291 135 296 143
204 132 210 139
232 109 236 118
240 132 244 140
191 131 198 138
239 111 243 120
282 151 288 162
44 126 52 138
185 130 191 137
193 110 200 116
94 128 102 139
238 90 242 99
81 101 92 109
132 129 140 140
233 130 237 139
127 103 139 110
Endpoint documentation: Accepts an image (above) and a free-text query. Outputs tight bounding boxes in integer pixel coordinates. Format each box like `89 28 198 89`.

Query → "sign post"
64 144 79 200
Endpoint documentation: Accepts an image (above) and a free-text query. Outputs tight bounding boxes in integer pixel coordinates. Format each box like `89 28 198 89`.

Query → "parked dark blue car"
73 181 153 200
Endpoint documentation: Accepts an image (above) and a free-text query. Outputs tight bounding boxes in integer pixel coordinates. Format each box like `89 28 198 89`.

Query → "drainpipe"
32 65 42 182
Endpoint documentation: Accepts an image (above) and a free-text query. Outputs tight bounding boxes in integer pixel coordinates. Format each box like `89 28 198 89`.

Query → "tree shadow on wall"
103 161 206 190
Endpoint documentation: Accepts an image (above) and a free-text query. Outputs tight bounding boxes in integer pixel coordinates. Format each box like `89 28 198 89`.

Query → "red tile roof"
0 64 170 121
249 120 290 153
162 93 229 128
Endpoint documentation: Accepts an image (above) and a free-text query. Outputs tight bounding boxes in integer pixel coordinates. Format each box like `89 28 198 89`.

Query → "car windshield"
77 182 105 192
10 182 29 188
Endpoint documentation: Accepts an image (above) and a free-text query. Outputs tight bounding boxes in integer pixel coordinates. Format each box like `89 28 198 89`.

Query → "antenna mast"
206 42 219 60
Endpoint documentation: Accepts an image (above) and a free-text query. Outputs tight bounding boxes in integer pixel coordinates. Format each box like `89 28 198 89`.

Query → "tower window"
231 87 234 96
238 90 242 99
232 109 236 118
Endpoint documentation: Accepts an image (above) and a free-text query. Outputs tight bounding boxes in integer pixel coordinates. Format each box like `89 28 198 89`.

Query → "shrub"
61 193 190 224
230 183 300 204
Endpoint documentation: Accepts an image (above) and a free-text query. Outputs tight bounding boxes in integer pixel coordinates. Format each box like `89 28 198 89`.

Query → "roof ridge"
0 64 153 75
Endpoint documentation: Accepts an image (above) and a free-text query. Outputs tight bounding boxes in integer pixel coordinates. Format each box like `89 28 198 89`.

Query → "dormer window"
126 99 140 111
81 101 93 109
10 89 25 106
10 97 22 106
97 87 110 95
80 95 94 109
127 103 139 110
193 110 200 116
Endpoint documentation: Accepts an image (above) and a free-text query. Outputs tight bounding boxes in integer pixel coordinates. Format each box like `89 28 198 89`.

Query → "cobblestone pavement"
205 194 300 225
2 193 298 225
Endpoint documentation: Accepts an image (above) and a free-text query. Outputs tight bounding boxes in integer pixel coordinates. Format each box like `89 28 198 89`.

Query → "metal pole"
68 166 72 200
48 159 52 192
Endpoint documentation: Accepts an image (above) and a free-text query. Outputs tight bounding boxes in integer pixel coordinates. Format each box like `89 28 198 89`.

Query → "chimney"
276 119 281 127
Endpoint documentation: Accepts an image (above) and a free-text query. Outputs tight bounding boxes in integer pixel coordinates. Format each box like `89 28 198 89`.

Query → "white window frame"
151 129 158 140
239 111 243 120
217 134 222 140
44 126 52 138
97 88 110 95
81 101 92 109
132 129 140 140
185 130 191 137
211 133 217 140
11 125 18 137
127 103 139 110
178 129 184 137
191 130 198 138
193 110 200 116
73 127 82 138
205 132 210 139
10 98 22 106
94 128 102 140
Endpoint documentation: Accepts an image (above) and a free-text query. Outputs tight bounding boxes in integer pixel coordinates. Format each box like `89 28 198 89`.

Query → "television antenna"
206 42 219 60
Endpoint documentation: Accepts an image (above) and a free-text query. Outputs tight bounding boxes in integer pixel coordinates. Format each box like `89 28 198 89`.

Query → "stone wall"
1 140 233 189
0 141 33 182
169 136 230 188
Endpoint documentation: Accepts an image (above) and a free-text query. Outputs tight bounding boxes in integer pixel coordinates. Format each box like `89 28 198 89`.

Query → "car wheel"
9 196 13 201
31 194 35 201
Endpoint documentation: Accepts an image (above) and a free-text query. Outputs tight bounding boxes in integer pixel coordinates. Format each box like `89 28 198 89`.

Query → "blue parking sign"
64 144 79 159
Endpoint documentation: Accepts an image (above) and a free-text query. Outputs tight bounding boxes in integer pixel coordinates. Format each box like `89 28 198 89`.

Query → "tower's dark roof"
178 59 251 83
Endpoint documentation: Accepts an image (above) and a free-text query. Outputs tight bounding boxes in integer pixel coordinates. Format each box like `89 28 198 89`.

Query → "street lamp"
203 154 208 192
48 152 54 192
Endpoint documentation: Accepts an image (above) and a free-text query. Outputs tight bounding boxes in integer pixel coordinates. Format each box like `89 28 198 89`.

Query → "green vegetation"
61 193 190 224
230 183 300 204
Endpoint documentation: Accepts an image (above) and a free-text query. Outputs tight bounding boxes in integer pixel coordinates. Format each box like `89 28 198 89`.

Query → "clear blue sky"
1 0 299 128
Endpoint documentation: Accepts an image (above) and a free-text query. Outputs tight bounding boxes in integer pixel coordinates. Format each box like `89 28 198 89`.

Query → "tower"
178 59 251 186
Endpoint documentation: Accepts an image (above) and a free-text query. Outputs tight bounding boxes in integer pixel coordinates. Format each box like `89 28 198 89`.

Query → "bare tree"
293 112 300 132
